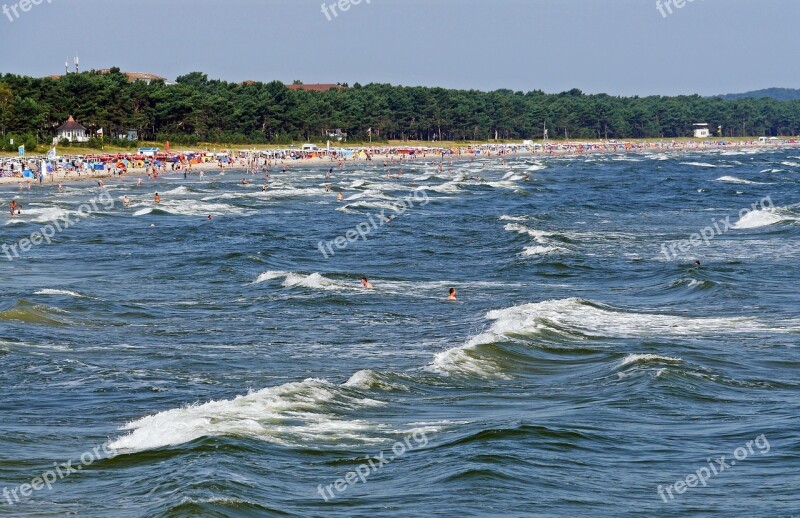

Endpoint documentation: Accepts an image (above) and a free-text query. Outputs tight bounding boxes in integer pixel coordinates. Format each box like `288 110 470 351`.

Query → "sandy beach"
2 139 798 189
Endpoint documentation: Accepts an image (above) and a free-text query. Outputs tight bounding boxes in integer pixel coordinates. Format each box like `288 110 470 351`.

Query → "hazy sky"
0 0 796 96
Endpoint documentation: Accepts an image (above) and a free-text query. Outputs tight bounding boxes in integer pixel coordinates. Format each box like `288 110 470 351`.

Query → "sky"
0 0 797 97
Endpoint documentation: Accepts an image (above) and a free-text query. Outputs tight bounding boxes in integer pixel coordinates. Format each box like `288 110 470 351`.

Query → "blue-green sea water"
1 149 799 517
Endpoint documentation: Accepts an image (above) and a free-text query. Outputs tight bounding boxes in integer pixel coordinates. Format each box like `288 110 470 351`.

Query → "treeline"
719 88 800 102
1 68 800 147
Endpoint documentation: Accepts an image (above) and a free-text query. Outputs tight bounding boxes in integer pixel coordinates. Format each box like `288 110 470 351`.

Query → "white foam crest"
733 209 790 229
161 186 191 195
133 208 152 216
253 270 290 284
422 181 460 193
343 189 393 202
715 176 762 185
781 161 800 168
337 200 401 213
282 272 341 290
159 199 248 217
502 171 524 181
499 215 527 222
107 378 386 453
485 181 521 189
23 206 70 223
344 369 409 391
681 162 717 168
620 354 683 367
504 223 552 242
472 298 768 341
430 344 510 379
527 164 546 171
34 289 83 298
253 271 352 291
522 245 565 256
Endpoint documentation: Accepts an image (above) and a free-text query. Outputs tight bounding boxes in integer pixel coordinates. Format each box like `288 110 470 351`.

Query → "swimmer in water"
137 178 143 187
57 183 63 193
360 277 373 289
123 195 130 208
337 192 343 202
154 193 161 204
262 184 267 192
10 200 17 216
448 288 457 301
694 260 701 268
208 215 213 220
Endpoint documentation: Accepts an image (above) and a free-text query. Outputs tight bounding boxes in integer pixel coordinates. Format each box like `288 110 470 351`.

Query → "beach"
2 138 797 188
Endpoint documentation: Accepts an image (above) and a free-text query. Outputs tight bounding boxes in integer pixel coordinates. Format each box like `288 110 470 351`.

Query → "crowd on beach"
1 138 798 189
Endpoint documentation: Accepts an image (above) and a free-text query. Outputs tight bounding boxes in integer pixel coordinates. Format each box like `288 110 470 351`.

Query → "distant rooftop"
286 83 346 92
97 69 167 82
44 70 169 83
58 116 86 132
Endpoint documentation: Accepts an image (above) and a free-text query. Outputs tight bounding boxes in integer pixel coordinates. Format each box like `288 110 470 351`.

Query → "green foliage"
1 70 800 145
718 88 800 101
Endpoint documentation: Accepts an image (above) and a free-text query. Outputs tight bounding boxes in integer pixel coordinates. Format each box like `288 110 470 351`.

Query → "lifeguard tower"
693 123 710 138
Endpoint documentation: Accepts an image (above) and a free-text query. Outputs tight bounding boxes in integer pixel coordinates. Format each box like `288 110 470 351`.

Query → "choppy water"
1 149 799 517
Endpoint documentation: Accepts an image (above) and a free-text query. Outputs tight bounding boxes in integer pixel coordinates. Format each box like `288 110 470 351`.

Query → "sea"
1 149 799 517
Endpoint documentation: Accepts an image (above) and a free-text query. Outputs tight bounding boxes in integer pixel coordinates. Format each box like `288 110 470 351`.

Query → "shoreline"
2 140 798 189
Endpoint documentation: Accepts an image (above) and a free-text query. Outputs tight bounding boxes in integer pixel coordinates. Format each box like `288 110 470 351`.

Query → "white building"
56 116 89 143
693 123 710 138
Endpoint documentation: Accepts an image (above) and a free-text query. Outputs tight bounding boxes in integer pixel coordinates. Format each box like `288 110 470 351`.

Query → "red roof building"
286 83 345 92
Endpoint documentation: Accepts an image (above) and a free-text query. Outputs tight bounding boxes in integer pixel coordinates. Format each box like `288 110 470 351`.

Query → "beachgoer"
448 288 457 301
361 277 373 289
337 192 343 202
154 193 161 204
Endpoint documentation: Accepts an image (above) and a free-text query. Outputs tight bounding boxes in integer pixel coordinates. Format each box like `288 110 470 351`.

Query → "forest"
1 68 799 151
